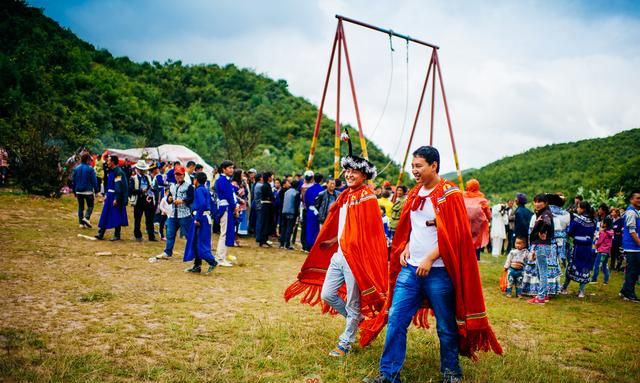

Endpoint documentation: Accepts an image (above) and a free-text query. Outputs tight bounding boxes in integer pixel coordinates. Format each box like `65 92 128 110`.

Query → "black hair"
174 161 181 166
186 160 196 168
109 155 119 164
380 206 386 215
218 160 234 174
159 161 166 168
295 173 303 177
515 236 528 247
602 217 612 228
412 146 440 173
81 153 91 163
578 201 593 219
533 193 548 204
335 179 343 188
575 195 583 201
628 189 640 201
398 185 408 193
263 171 273 180
314 173 324 184
291 180 300 189
232 169 243 184
195 172 207 185
374 185 382 190
195 164 204 171
598 203 609 216
382 190 391 199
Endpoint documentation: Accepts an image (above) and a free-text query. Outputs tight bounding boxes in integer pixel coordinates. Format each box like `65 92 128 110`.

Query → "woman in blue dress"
561 201 597 298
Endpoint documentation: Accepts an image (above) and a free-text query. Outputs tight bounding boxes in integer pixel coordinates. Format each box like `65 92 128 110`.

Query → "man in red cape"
365 146 502 383
284 130 389 357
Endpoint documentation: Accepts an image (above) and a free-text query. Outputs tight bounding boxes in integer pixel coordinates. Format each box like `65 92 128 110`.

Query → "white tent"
106 144 215 176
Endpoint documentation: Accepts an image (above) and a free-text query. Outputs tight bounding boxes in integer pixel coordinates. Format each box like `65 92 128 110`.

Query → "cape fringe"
459 326 504 361
284 280 343 316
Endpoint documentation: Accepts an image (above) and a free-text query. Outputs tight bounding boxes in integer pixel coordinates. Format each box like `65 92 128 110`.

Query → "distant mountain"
441 168 476 182
462 129 640 201
0 0 399 180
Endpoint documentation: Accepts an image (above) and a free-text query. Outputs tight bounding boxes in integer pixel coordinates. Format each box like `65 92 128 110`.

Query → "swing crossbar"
336 15 440 50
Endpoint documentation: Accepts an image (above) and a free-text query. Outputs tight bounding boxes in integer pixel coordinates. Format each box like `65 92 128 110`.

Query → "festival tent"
105 144 215 175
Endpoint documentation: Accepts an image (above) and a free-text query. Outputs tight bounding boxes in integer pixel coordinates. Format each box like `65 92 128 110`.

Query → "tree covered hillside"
463 128 640 201
0 0 398 195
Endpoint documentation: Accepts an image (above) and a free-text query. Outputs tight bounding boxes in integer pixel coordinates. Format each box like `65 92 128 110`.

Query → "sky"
29 0 640 174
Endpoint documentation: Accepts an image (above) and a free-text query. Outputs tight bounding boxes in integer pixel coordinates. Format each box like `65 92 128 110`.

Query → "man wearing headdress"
463 179 491 259
284 129 389 357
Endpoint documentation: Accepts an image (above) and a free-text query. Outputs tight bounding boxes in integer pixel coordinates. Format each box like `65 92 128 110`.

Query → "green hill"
0 0 399 195
463 128 640 201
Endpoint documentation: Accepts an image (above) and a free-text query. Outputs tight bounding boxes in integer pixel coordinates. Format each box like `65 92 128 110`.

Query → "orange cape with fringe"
284 185 389 347
359 179 503 359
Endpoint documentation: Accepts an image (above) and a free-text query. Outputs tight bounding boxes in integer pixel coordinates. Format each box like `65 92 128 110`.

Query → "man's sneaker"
82 218 92 228
109 237 121 241
206 264 217 274
577 291 585 298
79 224 85 229
527 297 546 305
94 234 104 240
148 257 159 263
589 281 597 284
135 237 143 242
218 260 233 267
619 292 640 303
328 344 350 357
184 266 201 273
155 252 172 260
363 375 393 383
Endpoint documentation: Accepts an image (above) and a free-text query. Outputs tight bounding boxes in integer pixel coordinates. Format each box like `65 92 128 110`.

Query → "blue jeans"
164 217 193 256
591 252 610 283
535 245 549 300
320 252 360 350
380 266 460 382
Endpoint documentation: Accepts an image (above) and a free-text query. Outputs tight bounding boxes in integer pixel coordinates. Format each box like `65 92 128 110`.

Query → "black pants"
611 240 622 270
256 204 272 244
279 213 296 247
76 194 95 224
98 226 121 238
505 227 514 253
133 198 156 240
621 251 640 298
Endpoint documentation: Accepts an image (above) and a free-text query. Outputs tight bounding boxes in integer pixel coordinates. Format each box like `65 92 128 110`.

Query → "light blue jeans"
534 244 550 300
320 252 360 350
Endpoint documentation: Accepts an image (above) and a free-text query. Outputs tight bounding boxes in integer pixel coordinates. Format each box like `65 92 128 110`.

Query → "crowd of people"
460 180 640 304
68 141 639 382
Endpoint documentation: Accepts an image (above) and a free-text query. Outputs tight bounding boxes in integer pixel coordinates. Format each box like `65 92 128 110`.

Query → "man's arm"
627 211 640 246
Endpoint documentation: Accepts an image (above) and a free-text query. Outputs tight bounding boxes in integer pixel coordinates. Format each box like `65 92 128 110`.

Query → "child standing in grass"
591 217 613 284
504 237 530 297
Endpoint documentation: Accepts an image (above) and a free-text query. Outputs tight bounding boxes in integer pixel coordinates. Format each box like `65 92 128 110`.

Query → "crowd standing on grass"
57 143 638 382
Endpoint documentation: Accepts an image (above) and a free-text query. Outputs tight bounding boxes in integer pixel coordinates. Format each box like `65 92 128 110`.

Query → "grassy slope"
0 192 639 382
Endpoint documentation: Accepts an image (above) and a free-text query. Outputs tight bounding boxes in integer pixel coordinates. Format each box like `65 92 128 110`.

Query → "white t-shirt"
408 186 444 268
337 203 348 255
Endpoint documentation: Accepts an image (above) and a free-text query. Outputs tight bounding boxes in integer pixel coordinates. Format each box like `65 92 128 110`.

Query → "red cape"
360 179 503 359
284 185 389 347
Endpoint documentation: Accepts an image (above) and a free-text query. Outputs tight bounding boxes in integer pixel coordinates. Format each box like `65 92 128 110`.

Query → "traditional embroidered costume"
183 182 218 272
462 179 490 259
215 174 236 264
97 165 128 239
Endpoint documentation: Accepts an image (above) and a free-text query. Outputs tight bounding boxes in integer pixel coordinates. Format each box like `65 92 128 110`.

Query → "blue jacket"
72 163 99 193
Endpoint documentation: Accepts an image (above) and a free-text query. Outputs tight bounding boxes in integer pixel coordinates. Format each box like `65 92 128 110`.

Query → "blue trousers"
591 252 610 283
163 217 193 256
380 266 461 382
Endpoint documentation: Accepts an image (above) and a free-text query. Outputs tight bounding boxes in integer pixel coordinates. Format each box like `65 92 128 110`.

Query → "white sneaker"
79 224 85 229
155 252 171 260
218 260 233 267
148 257 159 263
578 291 585 298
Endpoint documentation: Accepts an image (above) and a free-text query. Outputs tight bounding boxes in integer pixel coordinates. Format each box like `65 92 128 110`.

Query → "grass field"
0 192 639 382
